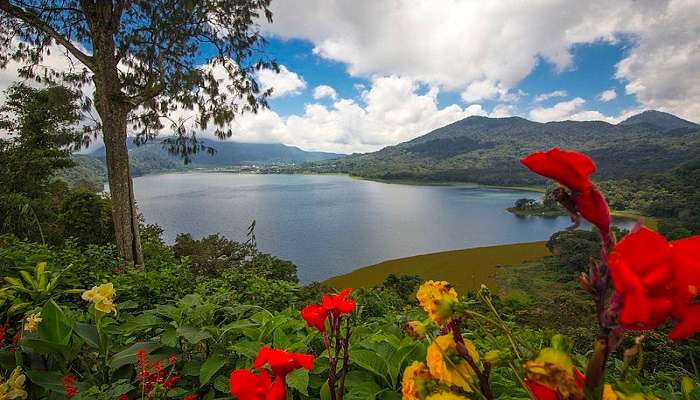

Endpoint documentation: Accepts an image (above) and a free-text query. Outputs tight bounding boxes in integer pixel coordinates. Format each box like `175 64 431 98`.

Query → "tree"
0 83 82 197
0 0 277 264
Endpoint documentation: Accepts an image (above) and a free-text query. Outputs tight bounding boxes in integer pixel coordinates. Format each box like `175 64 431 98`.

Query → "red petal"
525 380 558 400
267 376 288 400
300 304 328 332
520 148 596 192
669 304 700 340
230 369 270 400
610 227 671 276
574 188 611 235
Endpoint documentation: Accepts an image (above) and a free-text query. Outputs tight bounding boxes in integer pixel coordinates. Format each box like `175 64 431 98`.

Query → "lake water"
132 173 634 282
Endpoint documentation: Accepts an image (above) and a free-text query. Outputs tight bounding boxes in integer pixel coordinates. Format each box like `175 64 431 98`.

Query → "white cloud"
263 1 700 122
533 90 568 103
597 88 617 102
529 97 587 122
460 80 519 103
313 85 337 100
212 75 488 153
257 65 306 98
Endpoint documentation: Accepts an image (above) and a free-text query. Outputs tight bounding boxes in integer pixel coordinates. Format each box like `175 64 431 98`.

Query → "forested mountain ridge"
301 110 700 185
56 138 344 188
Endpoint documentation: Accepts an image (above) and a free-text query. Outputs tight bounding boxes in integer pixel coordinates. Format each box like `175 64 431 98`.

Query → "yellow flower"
402 361 434 400
523 348 583 399
82 283 117 314
23 313 42 332
426 334 479 392
416 281 458 325
0 367 28 400
603 384 619 400
425 392 469 400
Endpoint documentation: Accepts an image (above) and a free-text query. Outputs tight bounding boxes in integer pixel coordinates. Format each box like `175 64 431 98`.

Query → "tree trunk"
89 9 144 266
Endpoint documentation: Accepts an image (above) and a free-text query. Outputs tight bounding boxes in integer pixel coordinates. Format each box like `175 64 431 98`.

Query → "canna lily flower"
23 313 41 332
300 304 328 332
81 282 117 314
524 347 585 399
253 346 314 378
521 148 611 236
417 281 459 325
426 334 479 392
321 288 356 317
401 361 435 400
0 367 28 400
229 369 285 400
608 227 700 339
603 384 619 400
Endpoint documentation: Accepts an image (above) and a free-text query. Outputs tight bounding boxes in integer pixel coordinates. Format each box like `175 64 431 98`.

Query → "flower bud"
405 320 427 340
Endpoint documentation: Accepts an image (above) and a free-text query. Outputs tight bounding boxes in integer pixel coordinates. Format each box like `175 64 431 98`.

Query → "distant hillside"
59 138 343 184
618 110 699 132
302 111 700 185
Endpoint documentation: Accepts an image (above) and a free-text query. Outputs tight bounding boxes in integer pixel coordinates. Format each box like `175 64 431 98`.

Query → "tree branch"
0 0 93 68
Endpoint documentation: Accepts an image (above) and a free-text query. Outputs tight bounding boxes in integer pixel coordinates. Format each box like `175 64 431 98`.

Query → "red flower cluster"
525 369 585 400
229 346 314 400
61 373 79 398
300 288 356 332
183 394 198 400
135 349 180 396
521 148 611 236
608 226 700 340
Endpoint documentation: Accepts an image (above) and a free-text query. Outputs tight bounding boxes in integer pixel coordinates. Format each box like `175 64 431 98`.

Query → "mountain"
618 110 699 132
59 138 343 184
83 137 343 176
302 111 700 186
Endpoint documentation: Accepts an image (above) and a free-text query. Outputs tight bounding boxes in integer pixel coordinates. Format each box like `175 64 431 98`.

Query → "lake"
132 173 634 282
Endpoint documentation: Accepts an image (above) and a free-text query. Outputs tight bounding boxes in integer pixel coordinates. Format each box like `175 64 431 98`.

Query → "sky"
1 0 699 154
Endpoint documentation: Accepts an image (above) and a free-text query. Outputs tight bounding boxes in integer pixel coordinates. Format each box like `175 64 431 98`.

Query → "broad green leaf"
73 322 100 349
350 349 390 385
199 354 228 386
177 326 212 345
229 340 261 359
213 375 229 393
21 338 70 357
320 381 332 400
286 368 309 396
109 342 161 369
39 300 72 346
119 313 164 335
26 370 65 393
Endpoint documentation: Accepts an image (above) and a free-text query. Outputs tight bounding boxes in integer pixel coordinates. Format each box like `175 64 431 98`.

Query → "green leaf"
387 344 418 387
73 322 100 349
213 375 229 393
21 338 70 357
350 349 389 385
118 313 164 335
109 342 161 370
182 360 203 376
26 370 65 393
177 326 212 345
38 300 72 346
320 381 332 400
286 368 309 396
199 354 228 387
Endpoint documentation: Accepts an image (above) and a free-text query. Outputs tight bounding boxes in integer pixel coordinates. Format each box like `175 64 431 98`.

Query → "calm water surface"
133 173 633 282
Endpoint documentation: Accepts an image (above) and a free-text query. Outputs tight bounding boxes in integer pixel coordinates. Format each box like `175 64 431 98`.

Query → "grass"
324 241 551 294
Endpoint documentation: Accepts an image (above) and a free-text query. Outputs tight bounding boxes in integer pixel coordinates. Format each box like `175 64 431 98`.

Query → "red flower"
525 380 558 400
301 304 328 332
253 346 314 378
168 354 177 365
608 227 700 339
61 373 79 398
183 394 199 400
521 148 611 235
164 374 180 390
229 369 286 400
118 395 129 400
321 288 356 317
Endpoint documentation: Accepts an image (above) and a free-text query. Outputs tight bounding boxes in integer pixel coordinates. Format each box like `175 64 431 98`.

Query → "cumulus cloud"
313 84 337 100
216 75 488 153
529 97 639 123
257 65 306 98
460 80 519 103
598 88 617 102
263 1 700 122
533 90 568 103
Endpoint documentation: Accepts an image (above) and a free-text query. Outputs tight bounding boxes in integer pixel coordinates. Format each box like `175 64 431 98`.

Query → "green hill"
302 111 700 185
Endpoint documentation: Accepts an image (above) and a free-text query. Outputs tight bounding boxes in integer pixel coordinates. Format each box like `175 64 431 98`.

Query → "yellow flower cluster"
416 281 458 325
23 313 41 332
524 348 583 399
0 367 28 400
82 282 117 314
426 334 479 393
401 361 433 400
